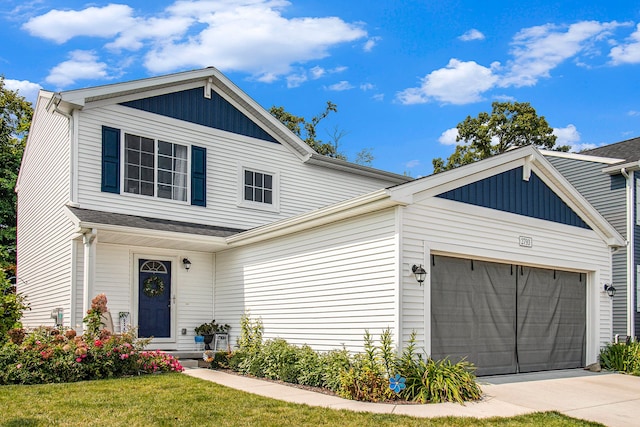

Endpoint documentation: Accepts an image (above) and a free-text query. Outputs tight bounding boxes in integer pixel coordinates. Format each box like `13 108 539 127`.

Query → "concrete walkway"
183 368 640 426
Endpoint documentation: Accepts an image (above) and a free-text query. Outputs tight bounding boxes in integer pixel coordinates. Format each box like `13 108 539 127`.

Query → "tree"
432 101 566 173
0 77 33 275
0 269 28 343
269 101 347 159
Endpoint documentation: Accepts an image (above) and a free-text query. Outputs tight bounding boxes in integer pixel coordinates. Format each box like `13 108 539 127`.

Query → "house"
17 68 624 376
545 137 640 340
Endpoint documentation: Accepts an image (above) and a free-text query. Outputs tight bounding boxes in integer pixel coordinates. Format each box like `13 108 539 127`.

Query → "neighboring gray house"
545 137 640 340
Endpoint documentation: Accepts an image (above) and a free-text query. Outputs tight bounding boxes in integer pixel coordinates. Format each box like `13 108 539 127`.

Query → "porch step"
179 359 200 369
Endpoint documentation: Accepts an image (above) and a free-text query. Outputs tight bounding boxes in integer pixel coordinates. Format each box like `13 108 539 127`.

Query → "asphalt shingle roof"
580 136 640 163
67 207 245 238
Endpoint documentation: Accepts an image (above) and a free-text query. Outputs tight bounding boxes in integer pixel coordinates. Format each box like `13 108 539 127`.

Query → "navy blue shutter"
101 126 120 193
191 146 206 206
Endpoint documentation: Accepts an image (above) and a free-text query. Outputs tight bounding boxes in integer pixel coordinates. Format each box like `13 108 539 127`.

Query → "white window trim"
237 164 280 213
120 130 191 205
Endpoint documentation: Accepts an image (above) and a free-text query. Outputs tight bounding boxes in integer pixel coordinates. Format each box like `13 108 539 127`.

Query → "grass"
0 373 602 427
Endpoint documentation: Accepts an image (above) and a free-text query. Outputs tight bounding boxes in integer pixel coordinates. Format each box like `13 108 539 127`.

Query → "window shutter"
101 126 120 193
191 145 206 206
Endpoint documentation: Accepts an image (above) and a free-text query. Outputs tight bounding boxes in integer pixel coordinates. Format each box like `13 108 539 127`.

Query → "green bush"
0 270 28 344
600 341 640 375
295 345 324 387
320 348 351 392
338 354 395 402
261 338 301 383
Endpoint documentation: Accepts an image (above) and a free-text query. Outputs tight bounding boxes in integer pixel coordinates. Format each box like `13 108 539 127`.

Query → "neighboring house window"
238 166 279 212
101 126 206 206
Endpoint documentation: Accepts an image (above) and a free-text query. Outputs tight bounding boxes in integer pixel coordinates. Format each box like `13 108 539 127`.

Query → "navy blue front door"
138 259 171 338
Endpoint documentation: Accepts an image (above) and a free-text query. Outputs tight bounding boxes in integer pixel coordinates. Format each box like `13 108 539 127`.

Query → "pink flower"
76 357 82 363
94 339 103 347
16 364 21 369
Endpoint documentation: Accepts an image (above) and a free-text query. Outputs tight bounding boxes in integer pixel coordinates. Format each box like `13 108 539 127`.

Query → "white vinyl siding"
16 94 75 328
400 196 613 365
75 105 394 230
215 209 398 352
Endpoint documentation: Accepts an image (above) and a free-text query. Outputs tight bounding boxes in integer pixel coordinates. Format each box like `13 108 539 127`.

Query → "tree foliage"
269 101 347 159
0 77 33 274
432 101 566 173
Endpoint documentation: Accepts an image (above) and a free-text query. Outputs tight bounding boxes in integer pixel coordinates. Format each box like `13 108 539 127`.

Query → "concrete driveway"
184 368 640 426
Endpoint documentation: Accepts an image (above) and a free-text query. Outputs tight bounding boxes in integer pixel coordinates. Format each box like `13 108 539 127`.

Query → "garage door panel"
430 255 585 376
431 256 517 376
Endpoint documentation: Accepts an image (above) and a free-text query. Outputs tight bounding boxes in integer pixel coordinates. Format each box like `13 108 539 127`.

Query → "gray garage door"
430 255 586 376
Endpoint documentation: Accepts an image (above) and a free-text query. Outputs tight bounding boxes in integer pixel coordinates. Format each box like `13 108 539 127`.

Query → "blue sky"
2 1 640 175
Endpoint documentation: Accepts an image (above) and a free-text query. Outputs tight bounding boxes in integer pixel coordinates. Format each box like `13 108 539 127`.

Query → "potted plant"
195 320 217 350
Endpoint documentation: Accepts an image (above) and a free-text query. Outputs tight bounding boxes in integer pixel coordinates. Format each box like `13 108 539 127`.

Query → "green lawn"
0 373 602 427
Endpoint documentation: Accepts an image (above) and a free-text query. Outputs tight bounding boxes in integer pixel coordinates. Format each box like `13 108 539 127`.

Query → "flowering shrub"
0 326 183 385
0 293 183 385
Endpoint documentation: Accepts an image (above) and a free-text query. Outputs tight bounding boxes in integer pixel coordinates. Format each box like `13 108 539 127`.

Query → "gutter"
305 153 411 185
226 189 404 246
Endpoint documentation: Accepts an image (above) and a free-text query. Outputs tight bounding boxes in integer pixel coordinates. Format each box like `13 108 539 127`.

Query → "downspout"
48 95 78 206
82 229 97 331
620 168 635 338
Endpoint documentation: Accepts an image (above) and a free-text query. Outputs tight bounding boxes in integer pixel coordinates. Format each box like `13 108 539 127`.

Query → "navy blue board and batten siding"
120 87 278 144
436 166 591 229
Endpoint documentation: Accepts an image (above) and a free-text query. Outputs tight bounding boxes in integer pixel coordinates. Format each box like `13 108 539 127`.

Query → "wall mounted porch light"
412 264 427 285
182 258 192 271
604 284 616 298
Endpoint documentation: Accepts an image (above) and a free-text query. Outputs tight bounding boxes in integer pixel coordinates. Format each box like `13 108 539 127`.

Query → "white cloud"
286 73 307 88
438 128 459 145
45 51 109 87
371 93 384 101
552 124 596 151
628 110 640 116
459 29 485 41
22 4 135 43
3 79 42 105
405 159 420 169
363 36 381 52
395 59 499 105
326 80 353 91
610 23 640 64
22 1 367 86
143 2 367 79
310 66 326 79
500 20 628 87
360 83 374 91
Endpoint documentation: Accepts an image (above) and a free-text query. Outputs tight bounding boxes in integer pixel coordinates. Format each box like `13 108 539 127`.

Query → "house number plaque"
518 236 533 248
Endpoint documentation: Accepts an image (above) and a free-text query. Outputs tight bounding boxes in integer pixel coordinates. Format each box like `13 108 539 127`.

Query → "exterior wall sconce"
412 264 427 285
604 284 616 298
182 258 192 271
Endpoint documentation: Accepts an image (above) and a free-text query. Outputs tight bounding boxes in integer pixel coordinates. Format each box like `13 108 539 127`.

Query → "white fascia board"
602 161 640 175
58 68 219 107
540 149 625 165
226 189 402 246
305 153 412 185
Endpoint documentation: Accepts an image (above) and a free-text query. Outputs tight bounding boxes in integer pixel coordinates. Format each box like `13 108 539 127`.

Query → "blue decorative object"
389 374 406 394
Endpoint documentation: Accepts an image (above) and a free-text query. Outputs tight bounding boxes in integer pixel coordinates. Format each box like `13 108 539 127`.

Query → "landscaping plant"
600 340 640 375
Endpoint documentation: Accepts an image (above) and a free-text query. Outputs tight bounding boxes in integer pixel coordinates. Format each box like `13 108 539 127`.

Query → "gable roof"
229 146 625 248
46 67 409 185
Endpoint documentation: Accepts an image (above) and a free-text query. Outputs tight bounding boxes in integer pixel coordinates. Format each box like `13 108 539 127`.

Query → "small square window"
243 169 274 206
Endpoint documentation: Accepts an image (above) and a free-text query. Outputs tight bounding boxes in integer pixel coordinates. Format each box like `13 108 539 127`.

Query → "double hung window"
124 133 187 202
